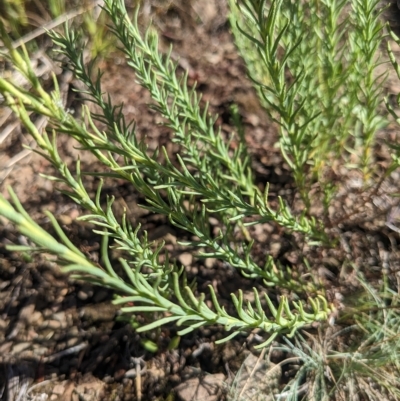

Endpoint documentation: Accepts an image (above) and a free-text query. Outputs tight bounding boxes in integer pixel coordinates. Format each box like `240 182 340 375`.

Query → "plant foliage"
0 0 398 373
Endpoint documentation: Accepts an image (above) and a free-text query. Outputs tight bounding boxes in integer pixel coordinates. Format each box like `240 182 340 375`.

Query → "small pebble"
0 319 8 330
179 253 193 267
52 383 66 395
52 311 66 323
29 311 43 326
40 320 61 330
103 375 114 384
66 337 80 348
19 298 36 323
204 258 216 269
42 309 53 318
78 285 94 300
12 342 31 354
78 290 91 301
33 346 49 356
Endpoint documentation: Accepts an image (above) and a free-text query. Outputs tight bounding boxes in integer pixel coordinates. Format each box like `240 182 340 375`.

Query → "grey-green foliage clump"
0 0 396 352
230 0 388 209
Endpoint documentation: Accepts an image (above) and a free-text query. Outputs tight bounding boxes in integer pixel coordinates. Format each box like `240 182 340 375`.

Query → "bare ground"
2 1 400 400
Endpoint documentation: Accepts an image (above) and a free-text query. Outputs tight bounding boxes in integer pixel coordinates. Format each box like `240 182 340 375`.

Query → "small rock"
66 337 80 348
60 381 75 401
52 383 66 395
42 309 53 318
208 217 219 226
19 296 37 324
0 280 10 290
41 320 61 330
59 288 69 297
79 303 119 322
68 326 79 337
26 329 39 341
175 373 225 401
12 342 31 354
204 258 217 269
78 284 94 300
75 376 105 401
188 266 198 275
0 341 12 354
245 113 260 127
103 375 114 384
231 353 281 401
192 0 217 26
203 374 225 388
78 290 92 301
29 311 43 326
52 312 68 329
0 319 8 330
122 378 132 385
270 242 281 257
33 346 49 356
179 253 193 267
58 214 73 225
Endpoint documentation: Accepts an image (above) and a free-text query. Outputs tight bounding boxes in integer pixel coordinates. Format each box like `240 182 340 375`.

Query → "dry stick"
131 357 145 401
26 380 53 396
136 360 141 401
238 348 266 400
44 342 88 363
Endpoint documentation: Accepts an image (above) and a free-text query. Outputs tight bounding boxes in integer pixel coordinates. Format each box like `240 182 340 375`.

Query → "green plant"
270 275 400 401
0 0 333 348
230 0 388 209
0 0 28 33
0 0 398 379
